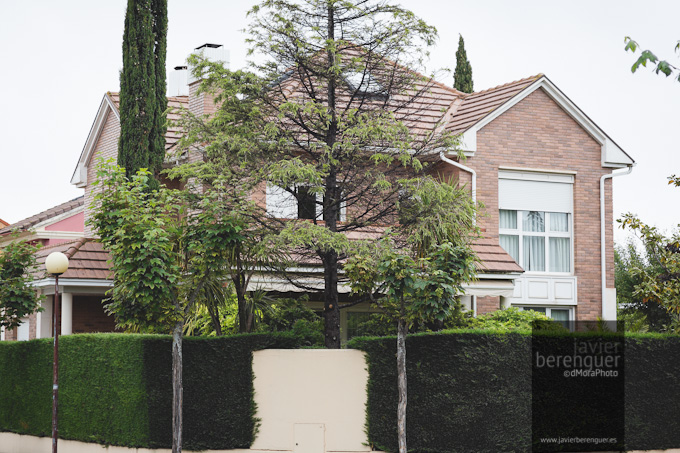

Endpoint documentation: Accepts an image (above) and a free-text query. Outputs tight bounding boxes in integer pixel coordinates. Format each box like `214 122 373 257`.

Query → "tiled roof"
28 235 518 283
0 218 8 228
473 237 524 274
106 92 189 151
33 238 112 281
446 74 543 135
0 196 84 236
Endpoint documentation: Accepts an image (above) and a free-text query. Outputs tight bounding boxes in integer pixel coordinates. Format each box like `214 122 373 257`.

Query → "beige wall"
251 349 371 453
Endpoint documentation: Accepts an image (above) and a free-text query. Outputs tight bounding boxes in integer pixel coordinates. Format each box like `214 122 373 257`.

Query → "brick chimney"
188 43 230 117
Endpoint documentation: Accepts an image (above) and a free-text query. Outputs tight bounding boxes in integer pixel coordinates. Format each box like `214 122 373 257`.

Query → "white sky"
1 0 678 245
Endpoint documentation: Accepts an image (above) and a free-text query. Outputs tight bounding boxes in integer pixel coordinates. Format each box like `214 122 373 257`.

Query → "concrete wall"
251 349 371 453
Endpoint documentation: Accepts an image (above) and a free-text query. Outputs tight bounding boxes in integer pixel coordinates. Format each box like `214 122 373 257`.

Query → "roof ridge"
64 237 89 259
470 73 544 97
0 196 84 234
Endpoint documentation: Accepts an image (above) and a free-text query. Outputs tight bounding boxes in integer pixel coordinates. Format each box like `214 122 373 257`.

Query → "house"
2 43 634 342
0 219 8 229
0 197 87 341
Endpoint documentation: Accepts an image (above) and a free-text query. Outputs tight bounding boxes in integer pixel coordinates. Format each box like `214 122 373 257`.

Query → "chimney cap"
195 43 222 50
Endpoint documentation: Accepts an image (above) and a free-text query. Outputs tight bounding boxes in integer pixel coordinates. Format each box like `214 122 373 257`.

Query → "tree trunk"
237 289 249 333
207 305 222 336
323 250 341 348
172 319 184 453
397 318 408 453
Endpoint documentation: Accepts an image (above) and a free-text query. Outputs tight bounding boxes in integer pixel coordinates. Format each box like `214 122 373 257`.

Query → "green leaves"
0 237 42 330
618 209 680 317
346 240 477 326
625 36 679 81
89 161 245 332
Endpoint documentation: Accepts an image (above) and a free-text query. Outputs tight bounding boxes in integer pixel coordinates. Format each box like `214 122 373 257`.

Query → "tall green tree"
454 34 474 93
615 242 674 332
176 0 470 348
0 238 41 332
90 162 243 453
118 0 168 186
345 177 480 453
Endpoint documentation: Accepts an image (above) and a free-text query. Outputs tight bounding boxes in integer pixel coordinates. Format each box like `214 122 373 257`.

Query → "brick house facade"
1 47 634 341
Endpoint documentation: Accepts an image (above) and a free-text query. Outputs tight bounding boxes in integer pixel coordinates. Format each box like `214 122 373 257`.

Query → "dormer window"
343 71 387 99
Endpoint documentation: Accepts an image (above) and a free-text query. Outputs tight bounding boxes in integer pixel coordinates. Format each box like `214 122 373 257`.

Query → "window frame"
518 306 574 329
266 183 346 222
499 209 574 275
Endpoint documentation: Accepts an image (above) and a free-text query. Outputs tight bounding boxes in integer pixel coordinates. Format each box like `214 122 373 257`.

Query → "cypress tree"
118 0 167 186
454 34 474 93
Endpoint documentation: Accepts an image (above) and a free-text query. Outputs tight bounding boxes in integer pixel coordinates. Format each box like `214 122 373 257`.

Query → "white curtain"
550 237 570 272
523 211 545 232
500 235 519 263
523 236 545 271
550 212 569 232
500 210 517 229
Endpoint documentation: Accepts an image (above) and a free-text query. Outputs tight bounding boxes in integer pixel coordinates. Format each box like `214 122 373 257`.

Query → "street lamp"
45 252 69 453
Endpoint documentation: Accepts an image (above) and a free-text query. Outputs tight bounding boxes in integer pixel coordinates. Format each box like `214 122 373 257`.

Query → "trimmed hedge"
0 332 302 449
349 330 680 453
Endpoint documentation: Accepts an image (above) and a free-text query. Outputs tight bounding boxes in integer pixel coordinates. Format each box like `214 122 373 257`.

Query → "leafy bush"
259 296 324 346
464 307 562 332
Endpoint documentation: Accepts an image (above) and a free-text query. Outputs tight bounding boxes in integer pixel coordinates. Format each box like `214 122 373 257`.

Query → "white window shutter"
266 183 297 219
499 179 573 213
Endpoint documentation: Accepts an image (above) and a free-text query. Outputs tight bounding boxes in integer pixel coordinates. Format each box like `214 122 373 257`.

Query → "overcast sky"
1 0 678 244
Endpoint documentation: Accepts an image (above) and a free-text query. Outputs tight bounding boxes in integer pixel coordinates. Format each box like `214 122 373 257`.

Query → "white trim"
600 167 633 320
31 278 113 292
70 94 120 187
33 231 85 240
498 166 577 176
499 169 574 184
461 76 634 168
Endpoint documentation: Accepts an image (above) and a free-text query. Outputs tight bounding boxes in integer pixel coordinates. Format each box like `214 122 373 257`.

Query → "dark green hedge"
0 332 302 449
349 330 680 453
350 331 532 453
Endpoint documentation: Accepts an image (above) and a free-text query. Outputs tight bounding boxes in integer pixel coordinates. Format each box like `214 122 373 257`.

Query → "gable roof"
447 74 635 167
270 64 633 167
0 196 84 236
445 75 542 135
32 238 111 281
70 93 189 187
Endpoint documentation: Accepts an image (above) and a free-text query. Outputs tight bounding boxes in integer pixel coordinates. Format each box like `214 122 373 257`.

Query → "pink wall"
45 212 84 232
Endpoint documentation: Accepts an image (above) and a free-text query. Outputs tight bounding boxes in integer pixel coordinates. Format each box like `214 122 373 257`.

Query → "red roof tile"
446 74 543 135
33 238 112 281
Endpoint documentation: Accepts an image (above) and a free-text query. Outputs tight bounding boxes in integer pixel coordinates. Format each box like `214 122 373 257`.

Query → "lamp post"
45 252 69 453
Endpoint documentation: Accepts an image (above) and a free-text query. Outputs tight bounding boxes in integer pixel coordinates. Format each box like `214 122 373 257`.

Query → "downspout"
600 166 633 320
439 152 477 223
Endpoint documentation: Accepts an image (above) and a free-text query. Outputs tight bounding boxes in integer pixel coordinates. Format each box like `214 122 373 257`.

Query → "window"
500 210 571 273
267 183 346 221
297 186 317 220
521 306 572 329
344 71 387 98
